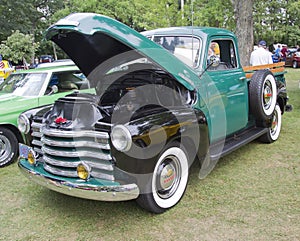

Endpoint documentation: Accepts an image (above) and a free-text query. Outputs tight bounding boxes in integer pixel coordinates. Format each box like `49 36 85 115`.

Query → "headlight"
18 114 30 134
111 125 132 152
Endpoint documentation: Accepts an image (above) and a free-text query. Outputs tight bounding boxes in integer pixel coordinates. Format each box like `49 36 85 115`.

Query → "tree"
0 0 64 59
232 0 254 66
0 30 39 66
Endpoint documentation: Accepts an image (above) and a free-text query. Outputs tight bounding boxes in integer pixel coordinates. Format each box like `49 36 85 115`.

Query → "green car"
0 65 91 167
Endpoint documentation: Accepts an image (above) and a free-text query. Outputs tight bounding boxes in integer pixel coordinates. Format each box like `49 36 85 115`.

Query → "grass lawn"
0 68 299 241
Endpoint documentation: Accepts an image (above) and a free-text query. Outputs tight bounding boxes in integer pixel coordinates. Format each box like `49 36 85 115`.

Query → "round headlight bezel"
111 125 132 152
18 114 30 134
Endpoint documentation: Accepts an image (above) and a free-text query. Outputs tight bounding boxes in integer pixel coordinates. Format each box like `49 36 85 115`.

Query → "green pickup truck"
0 65 91 167
18 13 291 213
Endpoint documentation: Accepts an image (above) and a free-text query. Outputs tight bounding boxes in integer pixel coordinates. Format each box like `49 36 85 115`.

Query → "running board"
209 127 268 161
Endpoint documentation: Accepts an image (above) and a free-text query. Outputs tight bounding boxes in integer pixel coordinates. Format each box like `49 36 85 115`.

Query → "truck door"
204 38 248 142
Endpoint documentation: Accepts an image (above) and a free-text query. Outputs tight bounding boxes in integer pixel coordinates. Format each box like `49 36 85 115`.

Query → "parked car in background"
39 55 54 63
285 49 300 68
0 65 92 167
36 59 75 68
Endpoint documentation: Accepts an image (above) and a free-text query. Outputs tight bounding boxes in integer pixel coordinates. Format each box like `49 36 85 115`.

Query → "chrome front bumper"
18 159 139 202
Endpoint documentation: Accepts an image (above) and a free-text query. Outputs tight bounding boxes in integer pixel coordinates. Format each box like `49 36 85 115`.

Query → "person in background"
281 44 288 62
0 54 14 81
250 40 273 66
274 44 282 61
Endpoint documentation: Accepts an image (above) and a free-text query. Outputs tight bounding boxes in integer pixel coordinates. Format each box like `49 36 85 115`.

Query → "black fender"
112 106 209 175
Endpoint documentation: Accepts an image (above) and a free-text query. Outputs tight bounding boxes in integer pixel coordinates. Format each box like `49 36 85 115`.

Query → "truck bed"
243 62 286 79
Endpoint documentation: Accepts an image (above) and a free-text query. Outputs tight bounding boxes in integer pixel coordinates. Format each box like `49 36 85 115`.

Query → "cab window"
207 39 237 71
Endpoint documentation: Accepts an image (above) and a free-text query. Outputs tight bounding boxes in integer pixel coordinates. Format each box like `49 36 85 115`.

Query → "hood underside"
46 13 200 90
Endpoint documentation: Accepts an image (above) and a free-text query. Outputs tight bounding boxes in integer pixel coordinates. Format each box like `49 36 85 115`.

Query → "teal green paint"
19 159 120 186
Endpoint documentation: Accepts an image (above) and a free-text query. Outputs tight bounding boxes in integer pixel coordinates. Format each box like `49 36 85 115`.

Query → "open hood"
45 13 199 90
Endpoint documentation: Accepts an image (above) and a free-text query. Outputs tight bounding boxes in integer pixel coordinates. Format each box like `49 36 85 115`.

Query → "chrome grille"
31 120 43 155
30 119 114 181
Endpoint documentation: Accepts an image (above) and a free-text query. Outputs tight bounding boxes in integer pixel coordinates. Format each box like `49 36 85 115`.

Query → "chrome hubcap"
263 81 273 111
156 156 181 199
271 111 278 136
0 134 11 161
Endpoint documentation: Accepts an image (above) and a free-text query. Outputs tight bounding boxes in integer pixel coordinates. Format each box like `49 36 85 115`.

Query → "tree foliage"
0 30 39 64
253 0 300 46
0 0 299 65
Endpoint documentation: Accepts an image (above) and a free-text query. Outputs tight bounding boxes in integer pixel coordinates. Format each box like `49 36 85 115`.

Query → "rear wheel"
259 104 282 143
0 127 18 167
136 142 189 213
249 70 277 124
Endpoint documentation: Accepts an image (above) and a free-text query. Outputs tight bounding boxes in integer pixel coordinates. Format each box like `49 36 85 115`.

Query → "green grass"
1 69 300 241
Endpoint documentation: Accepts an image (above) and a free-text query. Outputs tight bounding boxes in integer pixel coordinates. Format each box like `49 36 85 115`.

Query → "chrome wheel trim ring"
261 75 277 116
0 134 11 162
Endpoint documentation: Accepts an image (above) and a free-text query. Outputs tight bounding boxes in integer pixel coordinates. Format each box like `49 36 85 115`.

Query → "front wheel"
293 61 298 69
136 143 189 213
0 127 18 167
259 104 282 143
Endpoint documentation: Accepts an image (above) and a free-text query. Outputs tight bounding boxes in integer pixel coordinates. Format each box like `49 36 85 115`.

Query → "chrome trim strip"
42 146 112 160
31 122 43 129
41 136 110 150
61 96 92 101
96 121 113 127
91 171 114 181
41 128 109 139
44 163 77 177
32 132 42 138
43 155 114 171
18 160 139 202
33 147 43 154
32 140 42 147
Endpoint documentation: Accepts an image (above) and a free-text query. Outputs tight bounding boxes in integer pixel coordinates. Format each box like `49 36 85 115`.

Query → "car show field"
0 68 299 240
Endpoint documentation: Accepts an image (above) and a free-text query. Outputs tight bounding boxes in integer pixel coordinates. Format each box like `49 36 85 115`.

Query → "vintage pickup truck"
18 13 291 213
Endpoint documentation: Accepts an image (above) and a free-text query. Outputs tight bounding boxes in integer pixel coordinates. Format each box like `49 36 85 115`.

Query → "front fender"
112 106 209 174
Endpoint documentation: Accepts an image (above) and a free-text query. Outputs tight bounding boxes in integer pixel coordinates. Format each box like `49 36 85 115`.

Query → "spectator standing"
250 40 273 66
274 44 282 61
281 44 288 61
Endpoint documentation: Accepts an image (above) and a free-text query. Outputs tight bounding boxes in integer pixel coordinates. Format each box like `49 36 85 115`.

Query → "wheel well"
1 124 24 144
173 135 198 167
276 96 285 114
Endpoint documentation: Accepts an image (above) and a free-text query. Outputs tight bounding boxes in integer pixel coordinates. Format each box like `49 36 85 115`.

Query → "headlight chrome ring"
18 114 30 134
111 125 132 152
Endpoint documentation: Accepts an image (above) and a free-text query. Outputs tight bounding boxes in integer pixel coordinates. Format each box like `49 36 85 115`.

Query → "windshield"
152 36 201 68
0 73 47 96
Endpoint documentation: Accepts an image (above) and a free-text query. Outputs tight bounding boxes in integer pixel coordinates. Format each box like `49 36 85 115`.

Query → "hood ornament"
55 116 68 124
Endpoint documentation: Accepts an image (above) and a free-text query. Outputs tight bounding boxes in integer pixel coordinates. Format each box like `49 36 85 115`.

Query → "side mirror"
51 85 58 94
47 85 58 95
209 55 220 67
